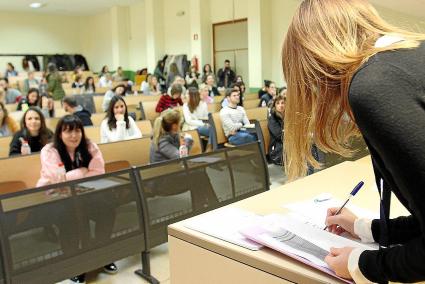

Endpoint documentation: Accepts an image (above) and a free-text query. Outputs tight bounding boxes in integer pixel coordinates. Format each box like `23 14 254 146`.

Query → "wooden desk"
168 157 410 284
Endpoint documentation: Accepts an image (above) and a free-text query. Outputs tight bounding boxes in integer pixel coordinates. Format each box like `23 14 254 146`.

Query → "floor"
58 164 287 284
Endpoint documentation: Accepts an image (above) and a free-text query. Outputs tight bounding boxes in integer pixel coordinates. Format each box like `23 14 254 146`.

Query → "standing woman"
36 115 117 283
100 95 142 143
282 0 425 283
268 93 286 166
0 102 19 137
201 64 214 83
9 107 53 156
46 62 65 101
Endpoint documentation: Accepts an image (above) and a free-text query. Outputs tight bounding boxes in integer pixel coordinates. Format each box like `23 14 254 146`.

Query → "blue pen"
323 181 365 230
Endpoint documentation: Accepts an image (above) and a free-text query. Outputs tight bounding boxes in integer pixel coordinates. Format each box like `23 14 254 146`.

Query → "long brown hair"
21 107 52 145
282 0 425 180
187 87 201 113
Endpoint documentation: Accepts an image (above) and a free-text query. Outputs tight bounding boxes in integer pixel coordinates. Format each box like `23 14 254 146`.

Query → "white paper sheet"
183 207 263 250
282 194 379 228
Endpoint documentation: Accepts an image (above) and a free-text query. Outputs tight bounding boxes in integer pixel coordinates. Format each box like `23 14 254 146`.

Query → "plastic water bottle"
179 144 188 158
19 138 31 155
56 163 66 183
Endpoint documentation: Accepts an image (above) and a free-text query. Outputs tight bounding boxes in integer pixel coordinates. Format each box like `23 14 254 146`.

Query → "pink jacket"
37 142 105 187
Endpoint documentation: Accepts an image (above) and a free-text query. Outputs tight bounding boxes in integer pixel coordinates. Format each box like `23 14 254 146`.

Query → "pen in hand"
323 181 365 231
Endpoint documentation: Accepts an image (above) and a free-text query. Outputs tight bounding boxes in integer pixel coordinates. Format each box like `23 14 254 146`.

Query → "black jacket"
9 129 53 156
349 41 425 283
217 68 235 88
268 110 284 165
74 108 93 126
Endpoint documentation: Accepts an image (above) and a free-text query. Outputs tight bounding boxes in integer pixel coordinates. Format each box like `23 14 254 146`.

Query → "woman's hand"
325 207 359 238
115 114 124 121
324 247 354 279
21 145 31 155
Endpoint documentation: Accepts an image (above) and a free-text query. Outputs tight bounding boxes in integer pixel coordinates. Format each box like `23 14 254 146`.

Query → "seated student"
182 87 212 147
102 84 126 112
155 84 184 113
9 107 53 156
71 75 84 90
83 76 96 94
185 65 200 88
100 95 142 143
112 66 125 82
221 84 243 109
0 102 19 137
141 74 161 96
258 80 271 99
259 81 277 107
166 63 180 89
99 73 113 88
220 88 257 145
0 77 22 104
150 109 218 210
206 74 220 97
150 109 185 163
36 115 117 283
167 76 187 96
46 62 65 101
23 71 39 94
201 64 215 83
17 88 41 111
62 96 93 126
199 83 213 104
268 93 286 166
4 63 18 78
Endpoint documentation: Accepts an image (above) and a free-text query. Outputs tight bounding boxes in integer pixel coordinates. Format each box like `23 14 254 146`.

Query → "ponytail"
152 109 182 150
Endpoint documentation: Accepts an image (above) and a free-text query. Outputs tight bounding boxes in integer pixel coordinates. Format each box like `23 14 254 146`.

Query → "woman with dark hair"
268 93 286 166
46 62 65 100
5 63 18 78
201 64 214 83
283 0 425 282
36 115 117 283
154 60 166 89
83 76 96 94
17 88 41 111
166 62 180 88
102 84 126 112
182 87 212 147
100 95 142 143
100 65 109 77
9 107 52 156
0 102 19 137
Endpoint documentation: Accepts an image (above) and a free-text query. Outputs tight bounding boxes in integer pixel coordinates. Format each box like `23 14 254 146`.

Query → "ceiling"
370 0 425 19
0 0 423 18
0 0 143 16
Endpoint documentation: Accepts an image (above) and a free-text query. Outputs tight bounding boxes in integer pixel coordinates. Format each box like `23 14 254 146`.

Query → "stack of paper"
183 207 263 250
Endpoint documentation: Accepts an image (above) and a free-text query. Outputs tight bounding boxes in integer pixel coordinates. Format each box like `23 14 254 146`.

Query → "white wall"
80 11 113 73
210 0 248 24
162 0 191 56
128 1 147 71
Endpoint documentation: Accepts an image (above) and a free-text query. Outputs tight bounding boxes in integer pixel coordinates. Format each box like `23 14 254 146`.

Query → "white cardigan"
182 101 209 131
100 116 142 143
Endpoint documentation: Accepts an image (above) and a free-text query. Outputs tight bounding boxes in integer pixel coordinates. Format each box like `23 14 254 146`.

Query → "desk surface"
168 156 410 284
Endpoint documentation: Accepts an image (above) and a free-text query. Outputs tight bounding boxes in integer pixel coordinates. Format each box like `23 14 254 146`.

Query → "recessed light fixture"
29 2 44 9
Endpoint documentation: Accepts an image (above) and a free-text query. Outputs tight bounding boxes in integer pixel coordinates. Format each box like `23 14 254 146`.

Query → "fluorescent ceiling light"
29 2 44 9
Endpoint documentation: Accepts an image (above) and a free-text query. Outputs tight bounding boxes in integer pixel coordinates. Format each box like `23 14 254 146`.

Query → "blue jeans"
228 130 257 146
197 125 212 144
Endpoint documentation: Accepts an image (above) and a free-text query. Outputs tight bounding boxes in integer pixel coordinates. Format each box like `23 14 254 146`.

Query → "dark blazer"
348 41 425 283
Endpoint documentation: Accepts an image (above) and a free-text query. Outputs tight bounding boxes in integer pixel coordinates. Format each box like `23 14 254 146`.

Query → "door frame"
212 18 248 75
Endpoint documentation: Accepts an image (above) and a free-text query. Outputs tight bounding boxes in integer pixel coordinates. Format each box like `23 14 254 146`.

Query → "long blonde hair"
282 0 425 180
152 109 181 150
